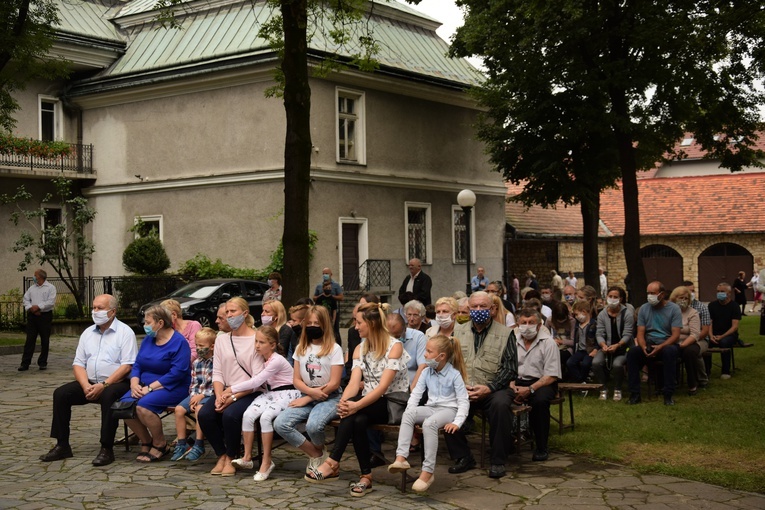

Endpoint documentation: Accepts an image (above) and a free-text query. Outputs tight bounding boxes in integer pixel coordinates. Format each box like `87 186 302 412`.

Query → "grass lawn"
0 334 26 346
549 314 765 493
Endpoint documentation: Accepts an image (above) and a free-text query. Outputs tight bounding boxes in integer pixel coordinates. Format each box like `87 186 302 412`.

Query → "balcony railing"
0 143 93 174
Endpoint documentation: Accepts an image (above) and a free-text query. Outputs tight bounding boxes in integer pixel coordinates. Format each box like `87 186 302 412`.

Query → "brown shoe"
40 444 73 462
92 447 115 466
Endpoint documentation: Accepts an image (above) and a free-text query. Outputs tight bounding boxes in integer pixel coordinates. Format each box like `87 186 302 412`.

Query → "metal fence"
0 300 25 330
22 275 192 323
344 259 391 292
0 143 93 174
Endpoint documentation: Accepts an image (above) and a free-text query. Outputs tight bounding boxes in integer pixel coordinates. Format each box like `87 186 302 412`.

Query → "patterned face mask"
469 309 490 325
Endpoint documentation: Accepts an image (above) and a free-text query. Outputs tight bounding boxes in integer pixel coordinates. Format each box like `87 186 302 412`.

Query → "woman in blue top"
122 305 190 462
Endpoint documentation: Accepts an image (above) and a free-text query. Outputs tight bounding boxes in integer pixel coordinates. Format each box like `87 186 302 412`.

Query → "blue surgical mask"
469 309 491 325
143 324 156 337
717 292 728 301
227 314 246 330
424 357 440 370
323 274 330 282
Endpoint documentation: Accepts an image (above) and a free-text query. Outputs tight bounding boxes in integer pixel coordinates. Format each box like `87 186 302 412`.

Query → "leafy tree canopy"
0 0 69 132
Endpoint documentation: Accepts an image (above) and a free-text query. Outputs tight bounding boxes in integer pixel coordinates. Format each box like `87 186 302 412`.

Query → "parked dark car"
137 279 269 329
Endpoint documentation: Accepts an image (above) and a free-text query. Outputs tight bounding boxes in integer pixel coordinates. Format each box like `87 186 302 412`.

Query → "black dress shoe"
627 394 642 405
39 365 47 371
488 464 506 478
532 450 549 461
448 456 476 474
92 447 115 466
18 365 29 371
40 445 73 462
664 395 675 406
368 451 388 469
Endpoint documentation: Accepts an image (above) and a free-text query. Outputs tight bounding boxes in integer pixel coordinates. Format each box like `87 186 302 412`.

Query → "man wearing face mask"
707 283 741 380
447 291 516 479
510 308 561 463
19 268 57 371
313 267 344 341
40 294 137 466
562 285 577 310
626 281 682 406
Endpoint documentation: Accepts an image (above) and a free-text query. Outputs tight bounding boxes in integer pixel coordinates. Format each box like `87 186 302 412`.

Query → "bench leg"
567 392 574 432
124 421 130 452
480 417 487 469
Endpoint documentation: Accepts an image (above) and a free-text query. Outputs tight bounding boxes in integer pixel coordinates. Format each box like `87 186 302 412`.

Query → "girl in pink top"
162 299 202 362
225 326 299 481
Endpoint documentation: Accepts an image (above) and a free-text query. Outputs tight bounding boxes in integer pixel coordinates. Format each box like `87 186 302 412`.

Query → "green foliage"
0 133 72 157
178 230 318 281
0 288 24 330
0 178 95 317
122 236 171 275
64 303 80 319
0 0 71 132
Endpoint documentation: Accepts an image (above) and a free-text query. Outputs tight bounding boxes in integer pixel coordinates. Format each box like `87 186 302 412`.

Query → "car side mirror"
221 293 231 301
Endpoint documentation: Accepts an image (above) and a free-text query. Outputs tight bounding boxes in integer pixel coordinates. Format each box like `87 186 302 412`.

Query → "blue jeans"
273 393 340 448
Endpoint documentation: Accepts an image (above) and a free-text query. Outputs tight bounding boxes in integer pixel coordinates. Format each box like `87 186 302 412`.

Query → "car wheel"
194 313 214 329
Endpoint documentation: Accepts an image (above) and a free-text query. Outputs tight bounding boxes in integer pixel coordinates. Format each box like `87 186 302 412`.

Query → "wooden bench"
327 419 427 493
705 342 753 374
116 407 178 452
556 383 604 431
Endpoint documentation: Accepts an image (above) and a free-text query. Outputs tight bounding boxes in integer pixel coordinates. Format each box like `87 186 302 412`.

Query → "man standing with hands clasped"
19 269 56 371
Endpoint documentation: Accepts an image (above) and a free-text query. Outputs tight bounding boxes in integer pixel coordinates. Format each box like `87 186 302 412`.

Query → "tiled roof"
506 172 765 236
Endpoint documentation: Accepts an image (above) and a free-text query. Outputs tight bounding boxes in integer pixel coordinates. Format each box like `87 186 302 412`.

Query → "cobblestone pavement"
2 336 764 509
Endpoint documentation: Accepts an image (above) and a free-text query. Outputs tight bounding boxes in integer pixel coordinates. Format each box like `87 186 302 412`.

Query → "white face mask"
606 297 620 309
260 315 274 326
518 324 537 340
690 292 696 301
647 294 660 306
92 309 111 326
575 313 588 323
435 313 453 329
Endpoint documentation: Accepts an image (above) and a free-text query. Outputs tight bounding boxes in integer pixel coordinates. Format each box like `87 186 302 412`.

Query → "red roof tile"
507 172 765 236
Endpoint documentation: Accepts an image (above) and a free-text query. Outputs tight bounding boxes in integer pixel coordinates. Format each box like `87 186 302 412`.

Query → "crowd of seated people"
37 264 754 495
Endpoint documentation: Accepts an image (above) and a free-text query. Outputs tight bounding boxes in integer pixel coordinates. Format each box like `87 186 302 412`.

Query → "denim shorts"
177 394 211 414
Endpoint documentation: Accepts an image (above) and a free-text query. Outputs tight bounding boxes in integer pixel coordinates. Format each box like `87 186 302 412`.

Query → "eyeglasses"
405 313 422 318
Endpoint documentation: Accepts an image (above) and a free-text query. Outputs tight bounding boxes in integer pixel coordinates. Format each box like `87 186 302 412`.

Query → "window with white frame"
40 207 63 250
134 215 163 241
405 202 431 264
39 96 62 141
452 205 476 264
336 88 365 164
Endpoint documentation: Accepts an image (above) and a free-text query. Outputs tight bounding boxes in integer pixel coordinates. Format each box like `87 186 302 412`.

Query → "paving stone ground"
2 335 763 509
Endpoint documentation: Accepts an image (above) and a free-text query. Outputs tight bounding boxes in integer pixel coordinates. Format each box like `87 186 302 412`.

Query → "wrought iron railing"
359 259 391 291
0 300 25 330
0 143 93 174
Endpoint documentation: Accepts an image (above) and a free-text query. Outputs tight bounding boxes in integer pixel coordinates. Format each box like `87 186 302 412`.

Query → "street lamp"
457 189 476 296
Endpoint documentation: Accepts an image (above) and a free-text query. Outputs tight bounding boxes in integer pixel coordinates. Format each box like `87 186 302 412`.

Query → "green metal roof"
65 0 483 88
54 0 123 43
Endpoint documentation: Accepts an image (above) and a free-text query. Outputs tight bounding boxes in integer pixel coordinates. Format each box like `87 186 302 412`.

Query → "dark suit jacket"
399 271 433 306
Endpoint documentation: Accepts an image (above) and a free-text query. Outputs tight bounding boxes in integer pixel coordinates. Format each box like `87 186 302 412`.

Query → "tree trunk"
618 135 647 305
280 0 312 304
581 195 600 296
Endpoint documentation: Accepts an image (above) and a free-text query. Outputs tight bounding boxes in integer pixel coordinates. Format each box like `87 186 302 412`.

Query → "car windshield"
168 282 222 299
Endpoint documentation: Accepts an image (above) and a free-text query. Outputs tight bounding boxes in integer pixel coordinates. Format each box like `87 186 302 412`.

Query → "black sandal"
138 443 170 463
135 442 152 461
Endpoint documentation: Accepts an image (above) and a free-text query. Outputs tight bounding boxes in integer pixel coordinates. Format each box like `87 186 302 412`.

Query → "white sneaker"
720 374 732 380
613 390 622 401
599 390 608 400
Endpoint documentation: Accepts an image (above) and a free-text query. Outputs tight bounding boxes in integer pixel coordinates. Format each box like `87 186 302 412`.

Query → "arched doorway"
698 243 753 302
641 244 684 293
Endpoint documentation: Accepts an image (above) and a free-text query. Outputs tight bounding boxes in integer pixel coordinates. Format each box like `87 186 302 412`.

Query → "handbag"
385 391 410 425
362 353 410 425
110 400 137 420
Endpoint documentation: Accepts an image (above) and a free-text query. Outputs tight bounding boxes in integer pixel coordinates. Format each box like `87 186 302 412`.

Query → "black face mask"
292 324 302 338
305 326 324 340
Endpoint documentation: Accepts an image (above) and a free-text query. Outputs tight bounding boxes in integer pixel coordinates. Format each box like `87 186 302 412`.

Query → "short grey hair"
404 300 425 316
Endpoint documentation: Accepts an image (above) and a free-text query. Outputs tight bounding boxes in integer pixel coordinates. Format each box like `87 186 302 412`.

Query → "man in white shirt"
19 269 57 371
40 294 137 467
599 268 608 299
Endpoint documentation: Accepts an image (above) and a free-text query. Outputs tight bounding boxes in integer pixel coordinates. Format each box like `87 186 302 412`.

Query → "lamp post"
457 189 476 296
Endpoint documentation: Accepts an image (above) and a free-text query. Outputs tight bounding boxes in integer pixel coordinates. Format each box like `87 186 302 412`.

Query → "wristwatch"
529 386 536 394
231 395 238 402
147 386 154 392
102 381 110 388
